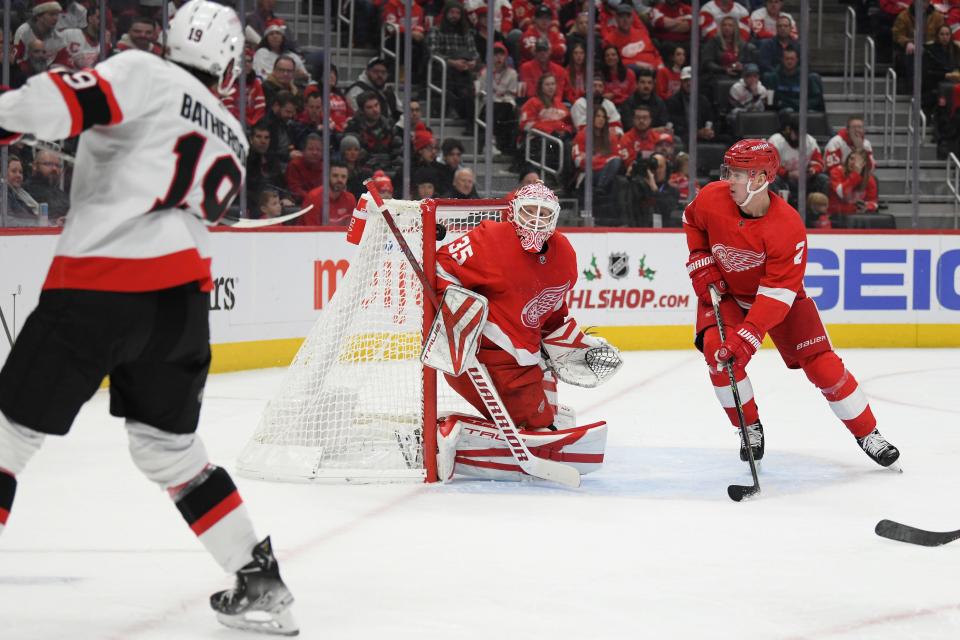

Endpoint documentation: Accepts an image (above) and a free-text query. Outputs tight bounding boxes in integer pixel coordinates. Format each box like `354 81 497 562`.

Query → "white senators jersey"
0 51 248 293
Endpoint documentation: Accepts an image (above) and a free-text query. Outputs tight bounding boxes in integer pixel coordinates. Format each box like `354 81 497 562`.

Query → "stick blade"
528 457 581 488
874 519 960 547
727 484 760 502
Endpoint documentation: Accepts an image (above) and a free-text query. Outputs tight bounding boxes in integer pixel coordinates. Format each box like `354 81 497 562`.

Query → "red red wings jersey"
436 221 577 366
683 181 808 334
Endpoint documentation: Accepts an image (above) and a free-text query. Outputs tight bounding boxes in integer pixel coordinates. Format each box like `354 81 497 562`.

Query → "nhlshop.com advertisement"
0 228 957 370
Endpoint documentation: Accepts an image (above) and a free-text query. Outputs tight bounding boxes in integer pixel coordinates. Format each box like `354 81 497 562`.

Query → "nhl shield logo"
608 252 629 280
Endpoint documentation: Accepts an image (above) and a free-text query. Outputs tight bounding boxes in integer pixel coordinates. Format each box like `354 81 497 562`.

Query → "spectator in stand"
439 138 465 196
621 67 670 128
871 0 910 64
620 105 659 169
370 170 394 199
426 1 480 125
24 149 69 223
56 0 86 31
395 100 431 140
922 24 960 112
807 191 831 228
382 0 429 84
19 39 50 80
666 66 717 143
603 4 663 74
824 116 875 172
512 0 538 33
763 46 825 113
302 162 357 226
749 0 795 40
0 30 28 88
654 132 677 164
572 76 624 136
701 15 757 87
2 155 42 226
263 55 301 106
727 62 770 127
656 45 685 100
475 42 520 155
767 114 829 208
293 81 351 150
340 135 373 199
600 45 637 108
565 11 602 62
519 38 568 101
650 0 694 50
246 122 289 205
345 57 402 124
413 166 440 199
413 131 448 184
114 16 161 55
344 91 403 176
828 149 878 217
449 167 480 198
699 0 751 41
893 0 944 92
518 73 575 141
13 0 64 65
668 151 691 200
573 106 623 195
261 91 298 172
756 14 798 74
285 134 325 204
520 4 566 64
632 151 681 226
255 189 283 221
564 42 589 104
54 3 109 69
223 47 267 127
246 0 300 51
253 20 308 83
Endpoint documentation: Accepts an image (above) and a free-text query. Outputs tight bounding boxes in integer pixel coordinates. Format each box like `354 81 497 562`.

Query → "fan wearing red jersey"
432 182 622 482
683 139 900 468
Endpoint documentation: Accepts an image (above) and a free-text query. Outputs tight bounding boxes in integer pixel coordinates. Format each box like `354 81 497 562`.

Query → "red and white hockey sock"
170 465 258 573
709 368 760 427
803 353 876 438
0 469 15 536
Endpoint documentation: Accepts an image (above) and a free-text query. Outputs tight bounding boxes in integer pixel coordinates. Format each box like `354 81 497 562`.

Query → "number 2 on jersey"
152 132 242 223
448 236 474 265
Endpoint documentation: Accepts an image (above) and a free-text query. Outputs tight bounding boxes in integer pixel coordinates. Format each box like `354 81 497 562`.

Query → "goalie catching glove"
541 318 622 388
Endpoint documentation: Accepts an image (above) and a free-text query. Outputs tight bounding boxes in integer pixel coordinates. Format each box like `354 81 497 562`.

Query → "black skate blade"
874 519 960 547
728 484 760 502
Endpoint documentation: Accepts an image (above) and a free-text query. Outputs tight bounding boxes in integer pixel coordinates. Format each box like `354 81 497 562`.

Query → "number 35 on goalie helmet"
166 0 244 96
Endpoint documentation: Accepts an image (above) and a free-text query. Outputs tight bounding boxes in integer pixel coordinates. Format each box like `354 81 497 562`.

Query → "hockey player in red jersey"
432 182 622 481
684 139 900 468
0 1 296 634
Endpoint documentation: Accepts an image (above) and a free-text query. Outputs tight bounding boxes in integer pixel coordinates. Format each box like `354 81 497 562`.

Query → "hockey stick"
364 182 581 488
710 285 761 502
0 302 12 349
221 205 313 229
874 520 960 547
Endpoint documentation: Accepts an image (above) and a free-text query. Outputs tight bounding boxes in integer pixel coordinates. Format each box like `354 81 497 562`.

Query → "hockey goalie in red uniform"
684 139 900 468
431 182 623 481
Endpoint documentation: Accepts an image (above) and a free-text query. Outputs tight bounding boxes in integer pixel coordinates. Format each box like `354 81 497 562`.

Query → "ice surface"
2 349 959 639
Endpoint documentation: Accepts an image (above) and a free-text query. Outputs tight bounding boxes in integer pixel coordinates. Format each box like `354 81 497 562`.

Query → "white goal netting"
237 198 506 483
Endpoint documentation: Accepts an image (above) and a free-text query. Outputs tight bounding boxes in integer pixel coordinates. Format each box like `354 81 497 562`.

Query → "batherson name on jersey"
179 93 246 165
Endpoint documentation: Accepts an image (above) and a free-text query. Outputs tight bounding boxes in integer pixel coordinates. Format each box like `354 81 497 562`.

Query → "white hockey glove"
541 318 622 388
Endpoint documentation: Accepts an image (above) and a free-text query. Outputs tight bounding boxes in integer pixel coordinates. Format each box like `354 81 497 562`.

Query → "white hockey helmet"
508 180 561 253
166 0 243 96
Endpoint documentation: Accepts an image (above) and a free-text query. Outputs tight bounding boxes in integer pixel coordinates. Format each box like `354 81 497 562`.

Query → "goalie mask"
166 0 244 96
509 181 561 253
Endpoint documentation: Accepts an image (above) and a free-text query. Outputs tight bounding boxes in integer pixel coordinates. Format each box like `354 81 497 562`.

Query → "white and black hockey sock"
171 465 258 573
0 469 15 535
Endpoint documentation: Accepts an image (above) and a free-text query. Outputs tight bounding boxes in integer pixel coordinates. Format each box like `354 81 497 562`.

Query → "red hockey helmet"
720 139 780 184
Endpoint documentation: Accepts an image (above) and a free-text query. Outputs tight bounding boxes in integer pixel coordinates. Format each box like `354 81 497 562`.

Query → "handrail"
524 129 563 180
947 152 960 229
904 99 927 191
380 24 401 93
425 55 448 143
336 0 355 79
882 68 896 159
863 36 875 127
842 6 856 97
471 89 485 169
817 0 822 48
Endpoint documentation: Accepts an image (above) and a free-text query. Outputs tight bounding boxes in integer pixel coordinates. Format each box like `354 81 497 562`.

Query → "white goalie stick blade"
223 205 314 229
421 285 489 376
465 363 582 488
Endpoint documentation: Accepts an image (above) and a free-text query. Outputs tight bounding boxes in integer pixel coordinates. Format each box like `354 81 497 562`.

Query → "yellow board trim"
206 324 960 374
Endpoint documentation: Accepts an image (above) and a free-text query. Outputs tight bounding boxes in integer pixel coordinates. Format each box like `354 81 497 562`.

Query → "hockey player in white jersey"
0 1 297 635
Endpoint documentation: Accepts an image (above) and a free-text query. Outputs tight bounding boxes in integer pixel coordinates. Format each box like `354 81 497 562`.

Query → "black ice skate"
856 429 900 468
739 421 764 462
211 536 298 636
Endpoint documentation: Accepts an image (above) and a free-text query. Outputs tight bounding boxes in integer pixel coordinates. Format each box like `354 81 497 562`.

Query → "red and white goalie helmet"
508 181 561 253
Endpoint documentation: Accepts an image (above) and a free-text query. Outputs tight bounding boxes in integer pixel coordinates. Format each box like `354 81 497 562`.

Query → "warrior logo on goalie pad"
521 281 570 328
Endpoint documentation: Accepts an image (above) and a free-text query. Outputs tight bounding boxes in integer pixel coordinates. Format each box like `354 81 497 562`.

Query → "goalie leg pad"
437 413 607 482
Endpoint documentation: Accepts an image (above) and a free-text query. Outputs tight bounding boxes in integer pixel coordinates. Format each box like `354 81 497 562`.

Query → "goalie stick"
874 520 960 547
710 285 761 502
364 182 581 488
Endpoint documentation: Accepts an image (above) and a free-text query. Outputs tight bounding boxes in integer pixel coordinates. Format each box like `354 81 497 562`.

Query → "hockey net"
237 198 509 483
